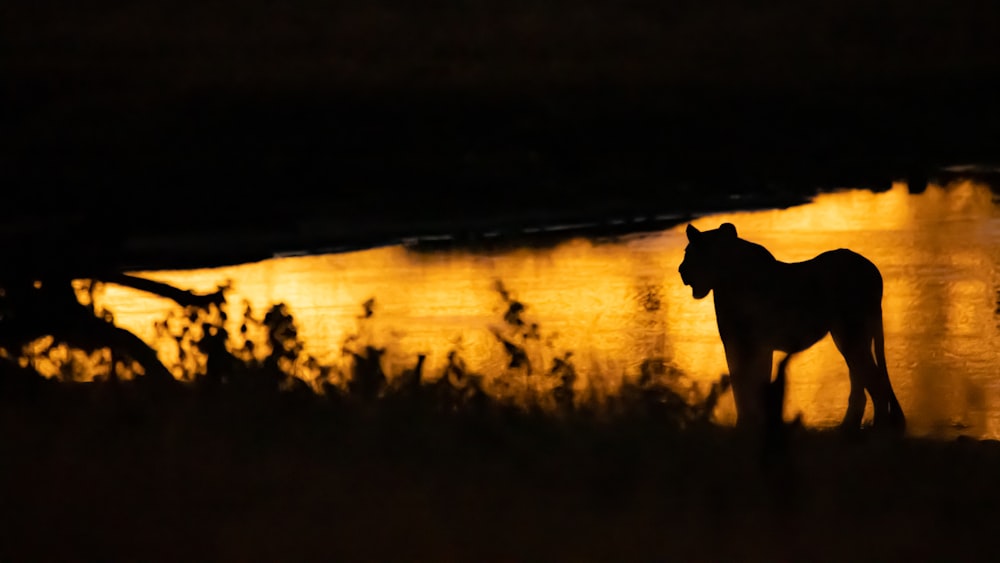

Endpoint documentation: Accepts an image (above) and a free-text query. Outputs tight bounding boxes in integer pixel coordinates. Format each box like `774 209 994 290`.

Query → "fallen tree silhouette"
0 273 225 384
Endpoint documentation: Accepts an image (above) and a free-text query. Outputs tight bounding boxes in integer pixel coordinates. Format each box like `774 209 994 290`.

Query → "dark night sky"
7 1 999 94
3 0 1000 269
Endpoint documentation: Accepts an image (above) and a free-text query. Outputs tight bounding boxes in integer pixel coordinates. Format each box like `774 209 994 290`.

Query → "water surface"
95 181 1000 438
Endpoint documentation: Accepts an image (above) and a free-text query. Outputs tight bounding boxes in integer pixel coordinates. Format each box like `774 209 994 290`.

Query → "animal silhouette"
678 223 905 433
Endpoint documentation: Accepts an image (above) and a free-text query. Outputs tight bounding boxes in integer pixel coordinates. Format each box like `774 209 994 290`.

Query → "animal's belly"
756 314 831 353
715 294 836 352
772 328 829 353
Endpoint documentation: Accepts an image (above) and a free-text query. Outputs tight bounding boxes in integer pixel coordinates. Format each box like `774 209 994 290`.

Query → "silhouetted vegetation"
0 276 725 420
3 279 1000 561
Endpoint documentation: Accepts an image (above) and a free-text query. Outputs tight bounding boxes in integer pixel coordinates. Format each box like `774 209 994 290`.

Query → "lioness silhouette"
679 223 905 433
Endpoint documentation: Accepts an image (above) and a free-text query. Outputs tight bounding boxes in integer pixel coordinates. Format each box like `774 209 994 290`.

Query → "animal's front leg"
723 342 773 430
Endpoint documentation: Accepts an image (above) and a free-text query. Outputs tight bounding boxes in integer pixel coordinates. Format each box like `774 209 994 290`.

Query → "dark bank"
5 0 1000 273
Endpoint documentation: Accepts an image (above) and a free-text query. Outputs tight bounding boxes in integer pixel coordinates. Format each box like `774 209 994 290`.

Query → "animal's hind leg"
831 332 873 431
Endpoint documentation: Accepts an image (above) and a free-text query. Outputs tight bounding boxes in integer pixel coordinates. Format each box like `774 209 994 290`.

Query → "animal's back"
795 249 883 312
744 249 883 353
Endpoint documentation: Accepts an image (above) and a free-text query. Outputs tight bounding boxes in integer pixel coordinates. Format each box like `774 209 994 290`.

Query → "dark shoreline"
116 190 818 272
107 167 997 273
7 169 993 276
6 80 1000 276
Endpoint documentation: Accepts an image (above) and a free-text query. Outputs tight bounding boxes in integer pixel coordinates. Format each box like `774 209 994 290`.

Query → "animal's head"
678 222 739 299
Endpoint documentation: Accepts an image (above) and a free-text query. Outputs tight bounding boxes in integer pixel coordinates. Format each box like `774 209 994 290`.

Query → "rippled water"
94 181 1000 438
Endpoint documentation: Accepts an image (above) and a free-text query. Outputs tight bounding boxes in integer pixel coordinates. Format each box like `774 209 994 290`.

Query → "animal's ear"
686 224 700 241
719 223 737 238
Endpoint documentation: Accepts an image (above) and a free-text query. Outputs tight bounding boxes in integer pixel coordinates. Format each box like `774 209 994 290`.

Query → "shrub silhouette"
0 275 729 432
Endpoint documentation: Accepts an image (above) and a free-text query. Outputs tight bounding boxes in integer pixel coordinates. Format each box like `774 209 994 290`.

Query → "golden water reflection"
95 181 1000 438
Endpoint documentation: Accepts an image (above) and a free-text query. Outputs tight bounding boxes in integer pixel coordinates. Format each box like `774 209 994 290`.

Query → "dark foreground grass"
3 376 1000 563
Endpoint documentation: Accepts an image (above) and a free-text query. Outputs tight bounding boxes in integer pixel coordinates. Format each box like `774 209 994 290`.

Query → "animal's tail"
873 308 888 377
873 306 906 430
769 353 792 423
774 353 791 401
763 353 794 458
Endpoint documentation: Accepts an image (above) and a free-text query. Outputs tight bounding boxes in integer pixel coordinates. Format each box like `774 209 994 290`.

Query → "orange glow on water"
91 181 1000 437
